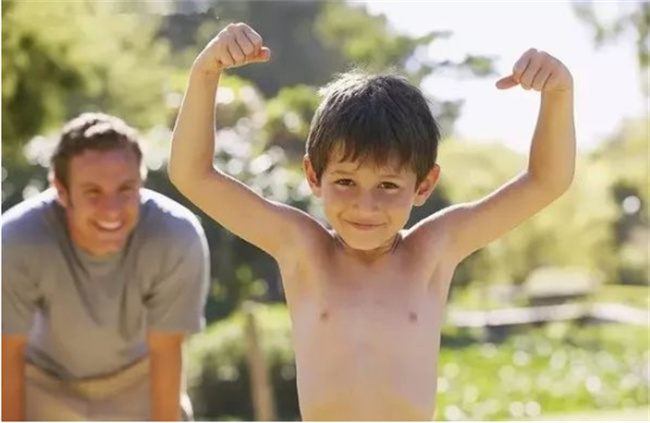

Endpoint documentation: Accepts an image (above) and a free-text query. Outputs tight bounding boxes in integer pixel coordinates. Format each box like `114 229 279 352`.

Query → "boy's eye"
379 182 399 190
335 179 354 187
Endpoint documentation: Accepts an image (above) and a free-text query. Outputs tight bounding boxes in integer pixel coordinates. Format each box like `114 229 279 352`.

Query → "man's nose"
101 194 124 215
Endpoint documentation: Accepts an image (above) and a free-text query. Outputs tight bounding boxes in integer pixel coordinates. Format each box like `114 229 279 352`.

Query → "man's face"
305 152 440 252
54 147 142 256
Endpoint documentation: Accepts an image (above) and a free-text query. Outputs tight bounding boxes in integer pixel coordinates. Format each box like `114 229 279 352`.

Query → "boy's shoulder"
399 213 457 275
403 210 453 250
276 215 333 275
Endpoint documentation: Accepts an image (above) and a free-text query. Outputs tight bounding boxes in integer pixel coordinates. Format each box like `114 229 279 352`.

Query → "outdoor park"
2 0 648 421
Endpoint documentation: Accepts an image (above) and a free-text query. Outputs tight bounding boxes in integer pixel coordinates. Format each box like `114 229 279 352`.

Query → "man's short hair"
306 72 440 186
51 113 145 189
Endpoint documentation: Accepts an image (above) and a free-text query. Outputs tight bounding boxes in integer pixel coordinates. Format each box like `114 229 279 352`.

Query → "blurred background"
2 0 648 420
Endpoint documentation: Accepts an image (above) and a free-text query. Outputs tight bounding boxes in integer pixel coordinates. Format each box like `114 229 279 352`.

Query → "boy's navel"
409 312 418 323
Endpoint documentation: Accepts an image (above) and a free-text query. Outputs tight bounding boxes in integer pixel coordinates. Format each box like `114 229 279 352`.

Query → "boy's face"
53 147 142 257
304 152 440 252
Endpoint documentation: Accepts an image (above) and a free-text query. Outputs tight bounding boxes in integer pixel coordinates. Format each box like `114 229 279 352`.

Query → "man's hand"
193 22 271 76
2 335 27 421
496 48 572 92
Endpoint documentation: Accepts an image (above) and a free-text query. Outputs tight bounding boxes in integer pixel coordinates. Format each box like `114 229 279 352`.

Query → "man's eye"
379 182 399 190
335 179 354 186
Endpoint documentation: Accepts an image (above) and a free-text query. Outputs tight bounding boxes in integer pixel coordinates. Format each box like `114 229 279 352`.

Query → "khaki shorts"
25 358 193 421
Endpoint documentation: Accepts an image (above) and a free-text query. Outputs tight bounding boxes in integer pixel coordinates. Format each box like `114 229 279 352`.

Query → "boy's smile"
304 152 440 256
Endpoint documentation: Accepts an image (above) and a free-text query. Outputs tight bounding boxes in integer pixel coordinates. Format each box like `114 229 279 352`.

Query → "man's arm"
147 332 185 421
168 23 317 262
2 335 27 421
416 49 575 263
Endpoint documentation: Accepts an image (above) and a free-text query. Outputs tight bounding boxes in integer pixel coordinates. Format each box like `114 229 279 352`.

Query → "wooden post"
244 302 277 421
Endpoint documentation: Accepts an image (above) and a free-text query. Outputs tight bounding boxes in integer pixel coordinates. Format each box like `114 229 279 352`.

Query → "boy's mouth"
344 220 385 231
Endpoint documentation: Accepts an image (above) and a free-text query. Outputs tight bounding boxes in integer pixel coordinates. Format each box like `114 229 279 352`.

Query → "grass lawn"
591 284 650 310
530 406 649 421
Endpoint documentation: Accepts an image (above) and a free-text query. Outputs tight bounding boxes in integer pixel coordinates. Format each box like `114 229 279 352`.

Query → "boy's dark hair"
306 72 440 186
51 112 144 189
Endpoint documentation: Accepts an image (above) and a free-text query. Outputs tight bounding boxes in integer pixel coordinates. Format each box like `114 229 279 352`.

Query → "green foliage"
435 323 650 421
161 0 345 97
316 2 438 80
591 285 650 310
316 2 495 83
187 304 298 420
263 85 321 161
593 118 649 211
590 118 649 285
437 135 646 288
2 0 172 159
572 2 649 93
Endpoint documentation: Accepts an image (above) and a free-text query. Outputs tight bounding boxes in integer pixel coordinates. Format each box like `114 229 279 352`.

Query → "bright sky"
365 1 647 153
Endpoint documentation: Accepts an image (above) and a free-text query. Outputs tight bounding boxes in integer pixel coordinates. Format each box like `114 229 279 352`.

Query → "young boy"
169 23 575 421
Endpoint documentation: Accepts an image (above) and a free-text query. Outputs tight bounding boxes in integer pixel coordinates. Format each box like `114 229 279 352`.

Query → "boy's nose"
353 192 378 211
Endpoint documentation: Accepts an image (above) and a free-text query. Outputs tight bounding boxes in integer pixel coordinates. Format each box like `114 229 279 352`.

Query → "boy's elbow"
556 165 575 194
167 162 216 196
529 169 574 199
167 162 191 193
167 163 181 187
547 172 574 198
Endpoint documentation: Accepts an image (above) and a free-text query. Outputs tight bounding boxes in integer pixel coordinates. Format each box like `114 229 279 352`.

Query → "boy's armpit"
174 169 319 262
421 173 566 264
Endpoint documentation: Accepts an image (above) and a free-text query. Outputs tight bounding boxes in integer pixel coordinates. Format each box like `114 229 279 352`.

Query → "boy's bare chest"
317 272 428 322
289 257 446 345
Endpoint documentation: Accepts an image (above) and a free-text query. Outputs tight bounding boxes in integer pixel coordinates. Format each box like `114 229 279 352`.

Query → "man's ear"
414 164 441 207
302 155 322 198
51 174 71 209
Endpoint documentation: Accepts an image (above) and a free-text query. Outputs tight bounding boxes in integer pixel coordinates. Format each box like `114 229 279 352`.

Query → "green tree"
316 2 494 83
159 0 346 96
2 0 172 160
590 118 649 285
571 1 649 93
159 0 495 133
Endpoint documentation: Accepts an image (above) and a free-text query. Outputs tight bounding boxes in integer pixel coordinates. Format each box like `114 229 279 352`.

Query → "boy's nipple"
409 312 418 323
320 311 330 322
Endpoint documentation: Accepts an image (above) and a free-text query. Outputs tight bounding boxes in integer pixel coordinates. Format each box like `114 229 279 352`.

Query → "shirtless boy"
169 23 575 421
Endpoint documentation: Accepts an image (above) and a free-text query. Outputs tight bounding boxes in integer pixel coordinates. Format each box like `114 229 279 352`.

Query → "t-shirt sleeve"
2 235 40 335
144 222 210 334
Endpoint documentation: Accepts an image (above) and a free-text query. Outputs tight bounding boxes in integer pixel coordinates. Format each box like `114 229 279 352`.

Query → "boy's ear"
414 164 441 207
302 155 322 197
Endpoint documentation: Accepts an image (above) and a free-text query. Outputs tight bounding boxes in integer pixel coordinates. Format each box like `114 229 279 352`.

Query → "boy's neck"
332 231 402 264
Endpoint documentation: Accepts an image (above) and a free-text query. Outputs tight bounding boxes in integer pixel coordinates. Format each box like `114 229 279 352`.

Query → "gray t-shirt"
2 188 210 380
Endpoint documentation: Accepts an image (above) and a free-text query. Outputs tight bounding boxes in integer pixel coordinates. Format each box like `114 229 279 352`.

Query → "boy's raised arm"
421 49 576 263
169 23 314 260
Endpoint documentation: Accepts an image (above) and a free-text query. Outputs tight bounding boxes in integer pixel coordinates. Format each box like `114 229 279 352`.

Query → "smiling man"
2 113 210 421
